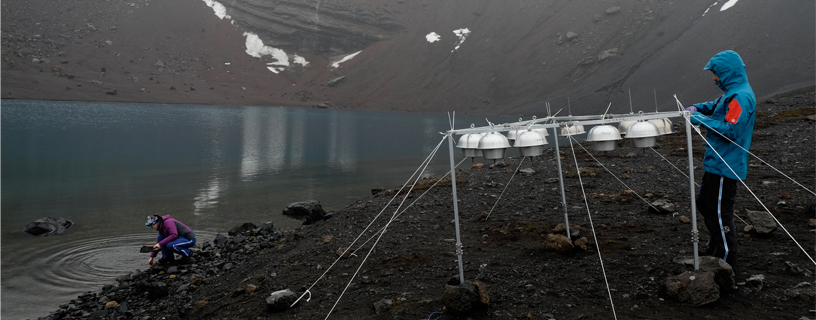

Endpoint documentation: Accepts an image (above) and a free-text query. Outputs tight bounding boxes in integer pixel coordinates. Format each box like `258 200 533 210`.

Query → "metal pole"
685 116 700 270
448 134 466 284
553 126 571 240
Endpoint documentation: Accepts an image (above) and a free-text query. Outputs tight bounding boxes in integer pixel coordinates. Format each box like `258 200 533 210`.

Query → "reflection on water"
1 100 513 319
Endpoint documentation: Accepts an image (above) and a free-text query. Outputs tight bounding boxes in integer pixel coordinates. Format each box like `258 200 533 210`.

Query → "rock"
441 281 484 315
166 266 179 274
545 233 574 254
19 47 33 57
472 163 484 169
697 256 735 292
598 48 619 61
679 215 691 224
196 299 208 309
105 89 117 95
784 261 813 277
321 235 333 243
809 219 816 228
104 301 118 308
232 235 246 244
650 198 677 214
573 237 589 251
784 282 816 299
605 7 621 15
213 234 229 246
474 281 490 306
154 60 165 68
283 200 328 225
246 284 258 294
51 65 63 74
228 222 257 236
745 274 765 292
266 289 297 312
566 31 579 41
326 76 345 87
807 115 816 121
372 298 393 314
744 208 777 234
664 270 720 306
518 168 535 176
24 217 74 237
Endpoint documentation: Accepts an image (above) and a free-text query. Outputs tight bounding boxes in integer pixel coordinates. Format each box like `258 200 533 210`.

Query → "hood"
704 50 748 92
160 214 173 221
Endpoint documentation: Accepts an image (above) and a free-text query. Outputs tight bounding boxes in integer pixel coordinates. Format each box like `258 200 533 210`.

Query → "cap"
146 215 159 227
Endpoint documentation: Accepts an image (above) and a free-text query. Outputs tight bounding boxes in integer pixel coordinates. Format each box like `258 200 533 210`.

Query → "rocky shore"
40 92 815 320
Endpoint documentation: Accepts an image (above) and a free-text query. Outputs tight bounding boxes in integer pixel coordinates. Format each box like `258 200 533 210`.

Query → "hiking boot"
179 256 195 264
157 258 175 265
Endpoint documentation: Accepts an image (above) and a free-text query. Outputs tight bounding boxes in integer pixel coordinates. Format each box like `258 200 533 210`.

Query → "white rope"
568 136 618 320
649 147 700 188
572 141 660 212
688 115 816 266
351 156 469 256
485 157 526 220
289 136 448 308
324 136 444 319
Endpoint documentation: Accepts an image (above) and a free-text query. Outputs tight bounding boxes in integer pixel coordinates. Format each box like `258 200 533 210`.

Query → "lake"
1 100 514 319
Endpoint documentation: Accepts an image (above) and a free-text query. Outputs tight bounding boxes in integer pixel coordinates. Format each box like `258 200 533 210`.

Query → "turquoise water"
1 100 514 319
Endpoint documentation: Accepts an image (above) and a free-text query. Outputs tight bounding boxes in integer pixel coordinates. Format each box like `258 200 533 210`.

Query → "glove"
685 106 697 113
689 112 704 125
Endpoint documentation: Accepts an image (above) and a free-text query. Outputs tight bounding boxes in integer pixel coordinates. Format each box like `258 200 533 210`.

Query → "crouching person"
146 214 196 265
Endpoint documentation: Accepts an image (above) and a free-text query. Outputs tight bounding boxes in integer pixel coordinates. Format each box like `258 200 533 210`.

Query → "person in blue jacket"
685 50 756 274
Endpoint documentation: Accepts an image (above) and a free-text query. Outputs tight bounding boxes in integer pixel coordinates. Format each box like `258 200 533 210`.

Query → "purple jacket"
151 214 196 257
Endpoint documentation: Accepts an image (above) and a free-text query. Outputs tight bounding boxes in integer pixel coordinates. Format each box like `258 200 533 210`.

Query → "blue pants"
157 234 196 260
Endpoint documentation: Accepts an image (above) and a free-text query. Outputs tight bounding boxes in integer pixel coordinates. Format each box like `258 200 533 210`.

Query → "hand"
153 243 161 249
148 257 154 265
685 106 697 113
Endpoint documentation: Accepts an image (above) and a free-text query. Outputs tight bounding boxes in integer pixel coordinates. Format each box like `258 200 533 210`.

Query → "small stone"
808 219 816 228
472 163 484 169
606 7 621 15
545 233 574 254
246 284 258 294
105 301 118 308
573 237 589 251
525 284 535 291
321 235 333 243
266 289 297 312
196 300 208 309
679 215 690 224
373 298 393 314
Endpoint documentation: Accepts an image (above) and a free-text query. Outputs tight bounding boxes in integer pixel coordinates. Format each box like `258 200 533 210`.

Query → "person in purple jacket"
146 214 196 265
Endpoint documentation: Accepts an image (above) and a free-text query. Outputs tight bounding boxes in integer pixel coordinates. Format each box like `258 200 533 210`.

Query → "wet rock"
283 200 328 225
649 198 677 214
266 289 297 312
228 222 257 236
744 208 777 235
545 233 574 254
441 280 486 315
664 270 720 306
24 217 73 237
373 298 393 314
213 234 229 246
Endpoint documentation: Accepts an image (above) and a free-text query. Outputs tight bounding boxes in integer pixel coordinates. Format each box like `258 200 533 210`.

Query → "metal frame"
444 110 699 283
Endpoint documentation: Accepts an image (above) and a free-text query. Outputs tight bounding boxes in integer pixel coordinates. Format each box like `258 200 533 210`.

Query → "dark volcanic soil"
42 91 816 319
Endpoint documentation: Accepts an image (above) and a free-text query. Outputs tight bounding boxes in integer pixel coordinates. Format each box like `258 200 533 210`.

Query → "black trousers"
696 171 739 273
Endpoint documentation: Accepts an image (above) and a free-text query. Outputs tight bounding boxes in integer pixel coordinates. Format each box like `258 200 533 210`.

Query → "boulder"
697 256 736 292
664 270 720 306
283 200 328 225
441 280 486 315
545 233 574 254
266 289 298 312
24 217 73 237
213 234 229 246
744 208 777 234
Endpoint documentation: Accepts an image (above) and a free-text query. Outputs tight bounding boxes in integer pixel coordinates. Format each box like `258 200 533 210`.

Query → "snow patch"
720 0 739 11
426 32 441 43
244 32 289 64
702 1 719 17
331 51 362 68
451 28 470 53
293 54 309 67
202 0 231 20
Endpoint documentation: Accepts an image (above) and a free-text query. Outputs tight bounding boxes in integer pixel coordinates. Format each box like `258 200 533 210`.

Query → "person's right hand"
148 257 154 265
685 106 697 113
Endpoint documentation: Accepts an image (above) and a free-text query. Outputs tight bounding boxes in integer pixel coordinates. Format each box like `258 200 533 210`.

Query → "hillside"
2 0 814 115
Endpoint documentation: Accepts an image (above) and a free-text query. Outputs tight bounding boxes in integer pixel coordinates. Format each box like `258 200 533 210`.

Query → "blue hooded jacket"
690 50 756 180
